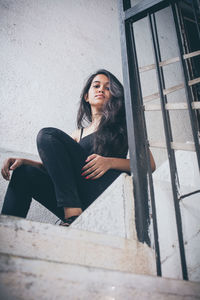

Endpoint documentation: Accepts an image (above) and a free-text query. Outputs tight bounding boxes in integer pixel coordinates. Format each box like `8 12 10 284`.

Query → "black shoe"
59 215 79 227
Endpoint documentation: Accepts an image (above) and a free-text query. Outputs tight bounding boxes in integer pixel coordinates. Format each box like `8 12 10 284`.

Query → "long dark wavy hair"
77 69 128 158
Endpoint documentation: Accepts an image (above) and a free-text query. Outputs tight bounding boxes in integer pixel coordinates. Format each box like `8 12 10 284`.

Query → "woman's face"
85 74 111 108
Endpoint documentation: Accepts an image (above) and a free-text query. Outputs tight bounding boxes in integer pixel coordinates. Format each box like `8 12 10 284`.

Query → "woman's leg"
2 127 124 222
1 164 65 220
36 127 125 217
36 127 88 215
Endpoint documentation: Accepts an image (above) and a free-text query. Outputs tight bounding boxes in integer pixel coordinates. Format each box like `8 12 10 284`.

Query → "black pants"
1 127 122 221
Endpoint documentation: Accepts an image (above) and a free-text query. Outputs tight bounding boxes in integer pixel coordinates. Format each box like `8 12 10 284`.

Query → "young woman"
1 69 155 226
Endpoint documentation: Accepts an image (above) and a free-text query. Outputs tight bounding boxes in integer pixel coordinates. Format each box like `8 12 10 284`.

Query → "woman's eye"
92 85 110 90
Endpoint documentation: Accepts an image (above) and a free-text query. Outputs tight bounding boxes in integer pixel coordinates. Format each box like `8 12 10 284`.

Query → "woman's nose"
98 87 104 93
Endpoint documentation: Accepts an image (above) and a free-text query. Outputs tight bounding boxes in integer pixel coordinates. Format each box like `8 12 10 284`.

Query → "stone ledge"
71 173 136 239
0 148 58 224
0 148 136 239
0 253 199 300
0 215 156 276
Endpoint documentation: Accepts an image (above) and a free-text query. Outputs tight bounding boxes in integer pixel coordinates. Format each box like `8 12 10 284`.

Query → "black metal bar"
179 189 200 200
131 22 162 276
171 2 200 172
118 0 151 245
124 0 168 22
125 25 150 245
148 12 188 280
118 0 162 276
148 13 178 277
145 141 162 276
197 0 200 10
192 0 200 40
123 0 131 11
129 21 162 276
152 14 176 153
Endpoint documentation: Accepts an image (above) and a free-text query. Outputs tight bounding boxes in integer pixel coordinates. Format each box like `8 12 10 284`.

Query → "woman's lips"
95 94 105 98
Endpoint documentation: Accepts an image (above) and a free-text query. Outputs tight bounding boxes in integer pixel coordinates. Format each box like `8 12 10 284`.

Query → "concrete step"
0 216 199 300
0 148 136 239
0 215 155 275
71 173 136 239
0 148 59 225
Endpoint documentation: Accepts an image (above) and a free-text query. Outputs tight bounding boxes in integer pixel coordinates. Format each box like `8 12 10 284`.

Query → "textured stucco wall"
1 2 195 171
0 0 122 154
0 0 124 224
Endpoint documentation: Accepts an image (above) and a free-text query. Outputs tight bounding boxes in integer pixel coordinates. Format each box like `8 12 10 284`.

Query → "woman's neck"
90 108 101 125
88 120 99 131
92 114 101 123
87 106 102 130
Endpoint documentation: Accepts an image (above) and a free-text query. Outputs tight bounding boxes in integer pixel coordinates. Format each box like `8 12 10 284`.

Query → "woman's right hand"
1 158 24 181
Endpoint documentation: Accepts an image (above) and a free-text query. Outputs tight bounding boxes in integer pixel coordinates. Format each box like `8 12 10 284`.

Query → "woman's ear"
84 93 88 102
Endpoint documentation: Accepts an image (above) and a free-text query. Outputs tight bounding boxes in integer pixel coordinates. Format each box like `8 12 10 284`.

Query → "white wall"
0 0 123 229
0 0 122 154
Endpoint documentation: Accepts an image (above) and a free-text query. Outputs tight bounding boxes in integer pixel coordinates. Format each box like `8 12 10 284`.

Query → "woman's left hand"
81 154 111 180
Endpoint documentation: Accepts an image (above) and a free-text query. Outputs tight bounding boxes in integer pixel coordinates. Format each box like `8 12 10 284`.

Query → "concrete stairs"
0 147 137 239
71 173 136 239
1 215 200 300
1 148 200 298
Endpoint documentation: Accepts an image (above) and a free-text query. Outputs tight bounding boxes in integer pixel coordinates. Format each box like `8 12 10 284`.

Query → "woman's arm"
107 157 130 173
81 150 156 180
1 157 43 181
22 158 43 169
107 150 156 173
100 150 155 174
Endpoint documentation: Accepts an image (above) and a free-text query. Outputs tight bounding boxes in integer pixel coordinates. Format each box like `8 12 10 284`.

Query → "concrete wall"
0 0 123 220
0 0 122 154
1 2 194 170
0 0 125 229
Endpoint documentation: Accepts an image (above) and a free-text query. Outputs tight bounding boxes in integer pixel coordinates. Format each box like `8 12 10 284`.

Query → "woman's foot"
59 215 79 227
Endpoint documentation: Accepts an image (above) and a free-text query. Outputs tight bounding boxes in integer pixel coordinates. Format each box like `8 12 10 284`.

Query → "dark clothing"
1 127 124 221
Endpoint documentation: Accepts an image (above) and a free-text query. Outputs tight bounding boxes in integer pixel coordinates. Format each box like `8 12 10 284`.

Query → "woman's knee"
36 127 72 150
11 164 34 184
36 127 58 147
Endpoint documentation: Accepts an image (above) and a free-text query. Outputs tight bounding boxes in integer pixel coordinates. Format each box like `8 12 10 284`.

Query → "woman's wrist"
22 158 28 165
107 157 114 170
106 157 120 170
105 157 130 173
23 158 43 168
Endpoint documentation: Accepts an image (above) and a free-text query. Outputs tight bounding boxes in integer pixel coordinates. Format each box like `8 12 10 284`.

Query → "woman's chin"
90 101 105 108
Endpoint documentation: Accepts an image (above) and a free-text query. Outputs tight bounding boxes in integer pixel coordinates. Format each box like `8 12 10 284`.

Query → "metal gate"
117 0 200 280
